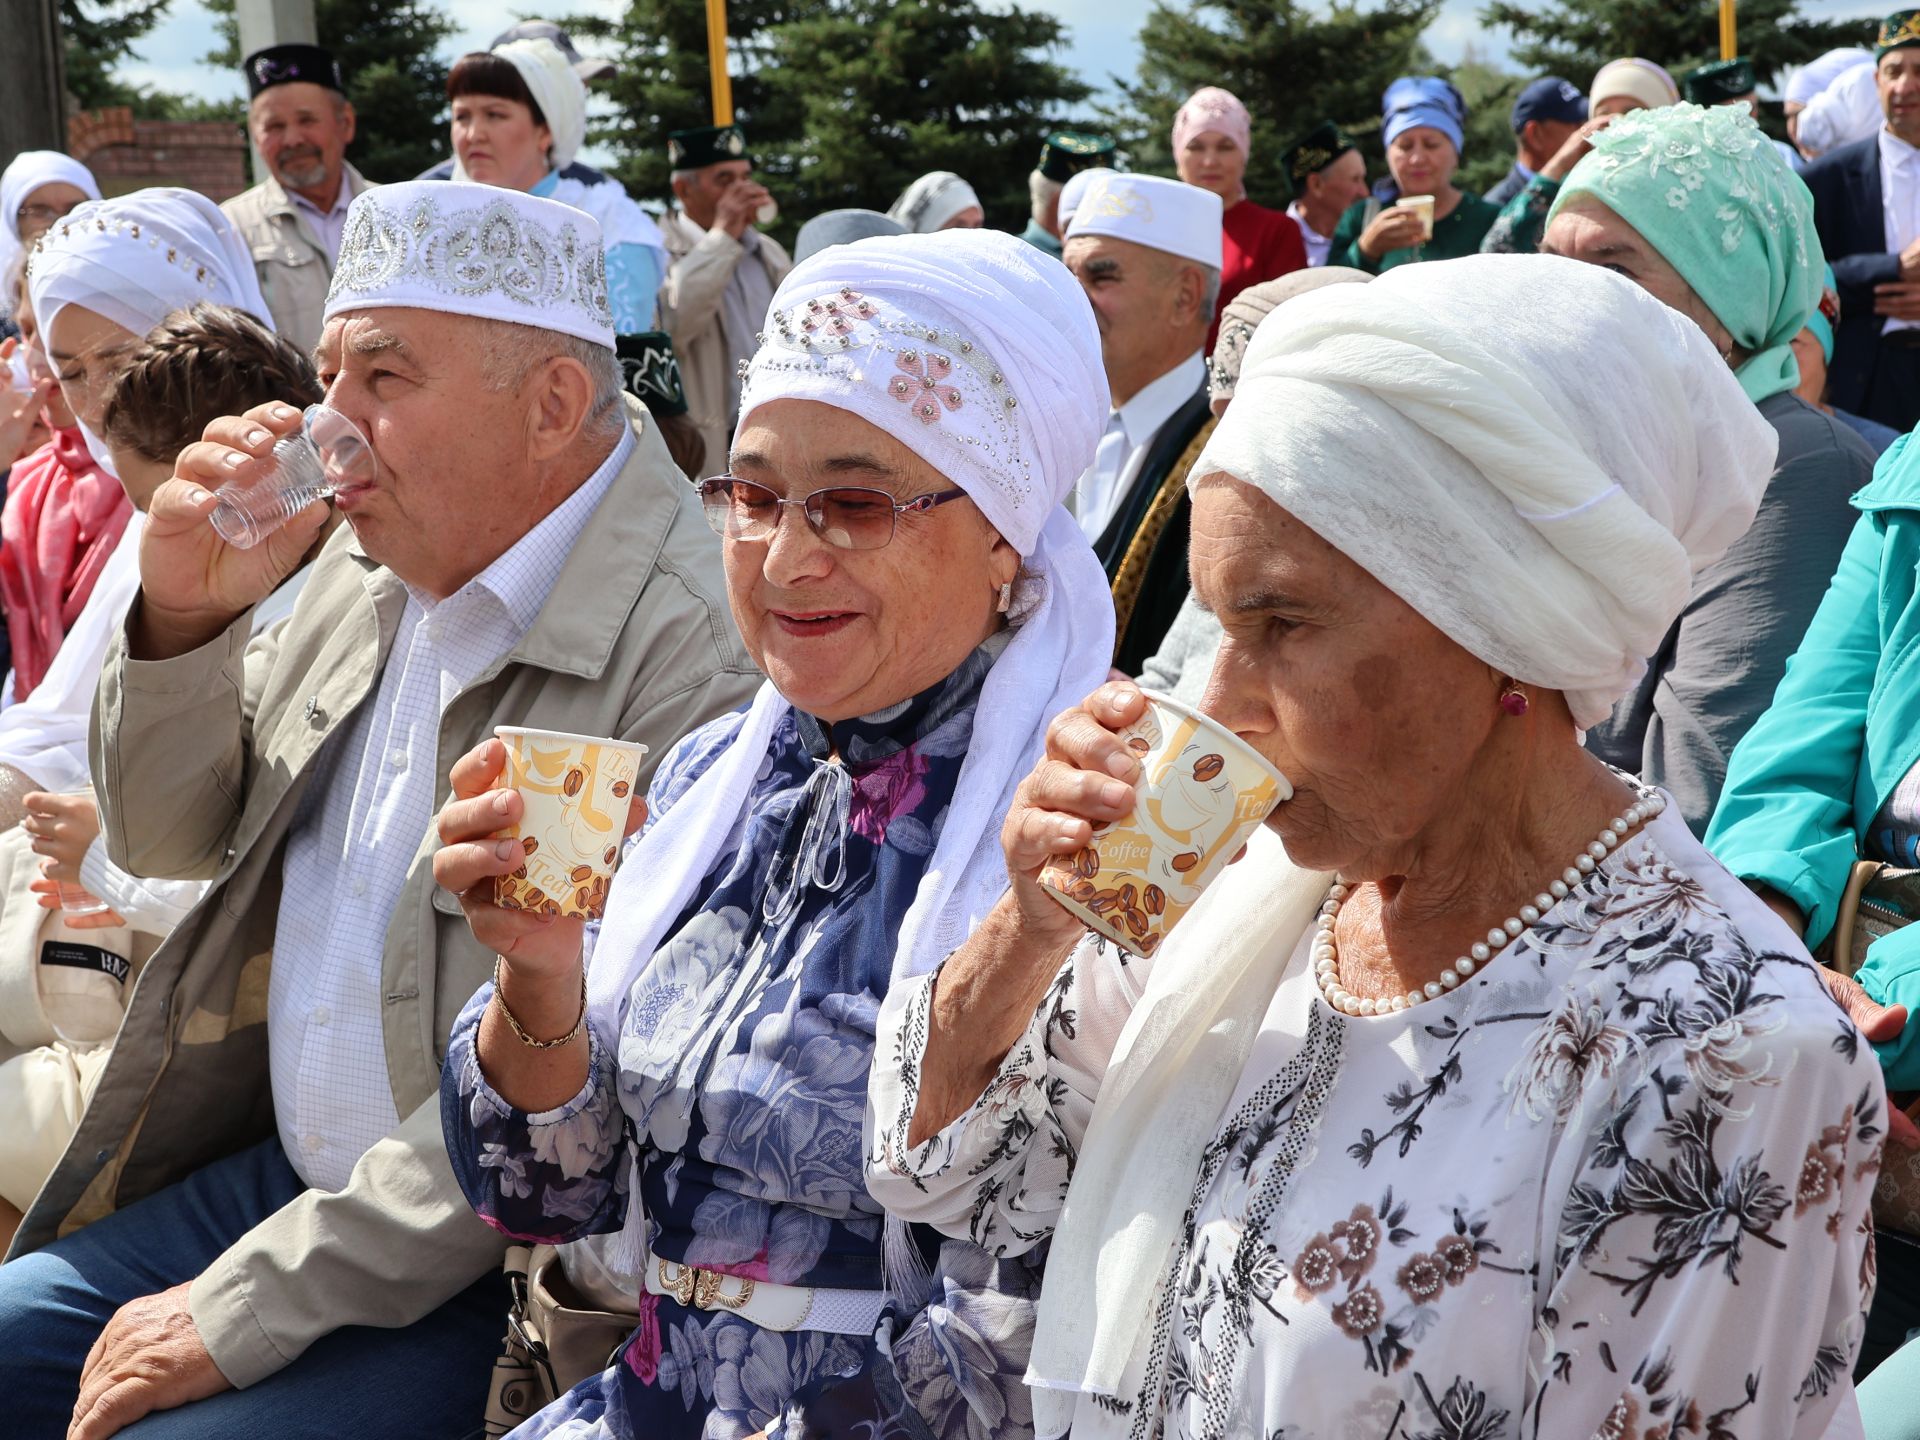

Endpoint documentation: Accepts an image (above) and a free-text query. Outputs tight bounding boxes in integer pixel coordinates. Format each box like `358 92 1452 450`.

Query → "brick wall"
67 108 251 204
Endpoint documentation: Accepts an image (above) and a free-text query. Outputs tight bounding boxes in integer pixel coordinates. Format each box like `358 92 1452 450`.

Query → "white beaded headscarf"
583 229 1114 1280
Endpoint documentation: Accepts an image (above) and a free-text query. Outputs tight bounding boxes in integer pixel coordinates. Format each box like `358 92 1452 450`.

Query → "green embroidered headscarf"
1548 102 1823 404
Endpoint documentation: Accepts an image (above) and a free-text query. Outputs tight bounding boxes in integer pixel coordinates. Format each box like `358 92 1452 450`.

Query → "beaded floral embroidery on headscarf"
749 283 1031 501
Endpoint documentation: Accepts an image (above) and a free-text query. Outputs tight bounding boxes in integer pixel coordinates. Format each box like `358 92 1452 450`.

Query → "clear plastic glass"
208 405 377 549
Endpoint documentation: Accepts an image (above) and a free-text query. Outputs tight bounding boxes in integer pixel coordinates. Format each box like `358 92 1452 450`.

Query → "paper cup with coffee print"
492 727 648 921
1039 691 1290 957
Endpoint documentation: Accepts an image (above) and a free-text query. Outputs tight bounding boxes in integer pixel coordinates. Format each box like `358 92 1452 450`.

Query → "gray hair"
479 319 624 437
1197 264 1222 316
1029 170 1062 224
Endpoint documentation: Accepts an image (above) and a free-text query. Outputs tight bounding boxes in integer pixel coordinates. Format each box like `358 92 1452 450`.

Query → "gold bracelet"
491 956 587 1050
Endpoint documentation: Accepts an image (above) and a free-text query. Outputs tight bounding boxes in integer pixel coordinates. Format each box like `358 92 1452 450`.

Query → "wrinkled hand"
0 339 54 474
1816 967 1920 1147
1000 680 1146 951
1539 114 1618 182
22 790 101 882
431 738 647 985
1356 205 1427 261
1876 281 1920 322
69 1281 230 1439
133 402 327 660
714 180 773 240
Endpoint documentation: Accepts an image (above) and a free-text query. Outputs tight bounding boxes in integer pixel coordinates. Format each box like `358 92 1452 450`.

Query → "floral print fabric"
443 642 1042 1440
869 800 1882 1439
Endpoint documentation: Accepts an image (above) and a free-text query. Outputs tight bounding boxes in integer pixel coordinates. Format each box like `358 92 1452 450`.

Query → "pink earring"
1498 681 1530 718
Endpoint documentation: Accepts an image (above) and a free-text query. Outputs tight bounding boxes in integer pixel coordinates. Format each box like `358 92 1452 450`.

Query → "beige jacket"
12 404 759 1390
222 164 377 354
659 209 791 475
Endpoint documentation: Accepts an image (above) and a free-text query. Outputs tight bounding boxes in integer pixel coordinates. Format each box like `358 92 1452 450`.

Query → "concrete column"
234 0 319 182
0 0 67 155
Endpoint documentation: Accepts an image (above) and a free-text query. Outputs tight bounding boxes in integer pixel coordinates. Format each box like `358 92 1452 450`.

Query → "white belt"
641 1248 891 1336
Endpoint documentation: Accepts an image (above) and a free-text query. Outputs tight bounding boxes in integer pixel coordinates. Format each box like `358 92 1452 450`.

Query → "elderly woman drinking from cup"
868 254 1882 1440
430 229 1113 1439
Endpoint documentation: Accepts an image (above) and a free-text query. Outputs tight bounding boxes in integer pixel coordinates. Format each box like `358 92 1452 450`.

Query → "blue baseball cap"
1511 76 1588 133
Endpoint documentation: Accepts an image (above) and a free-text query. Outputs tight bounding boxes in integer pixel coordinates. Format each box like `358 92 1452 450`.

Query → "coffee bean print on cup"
1038 691 1289 956
492 727 649 921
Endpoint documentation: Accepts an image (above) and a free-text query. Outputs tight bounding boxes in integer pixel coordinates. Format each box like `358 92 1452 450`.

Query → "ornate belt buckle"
656 1259 756 1313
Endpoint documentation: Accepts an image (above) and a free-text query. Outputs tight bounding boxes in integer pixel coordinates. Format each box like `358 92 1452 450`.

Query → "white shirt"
289 180 355 263
1881 128 1920 333
1073 351 1206 542
268 427 630 1190
1286 201 1332 268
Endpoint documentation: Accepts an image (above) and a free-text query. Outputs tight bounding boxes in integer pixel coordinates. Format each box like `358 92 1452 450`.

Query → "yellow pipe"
1720 0 1737 60
706 0 734 126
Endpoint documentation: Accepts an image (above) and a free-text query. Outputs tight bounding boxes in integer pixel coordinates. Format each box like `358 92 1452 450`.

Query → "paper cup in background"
493 727 648 920
1039 691 1289 957
1395 194 1435 240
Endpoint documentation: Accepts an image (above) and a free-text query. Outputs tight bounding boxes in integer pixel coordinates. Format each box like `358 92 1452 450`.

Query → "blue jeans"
0 1138 505 1439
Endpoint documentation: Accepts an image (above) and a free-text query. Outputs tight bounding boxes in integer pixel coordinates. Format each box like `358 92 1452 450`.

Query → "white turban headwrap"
25 187 269 342
1025 254 1779 1440
1 151 101 292
1199 252 1777 727
886 171 982 233
1797 60 1884 156
464 37 588 173
1786 46 1872 107
582 228 1114 1278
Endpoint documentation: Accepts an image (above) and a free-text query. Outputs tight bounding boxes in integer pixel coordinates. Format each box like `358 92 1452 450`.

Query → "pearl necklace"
1312 785 1666 1017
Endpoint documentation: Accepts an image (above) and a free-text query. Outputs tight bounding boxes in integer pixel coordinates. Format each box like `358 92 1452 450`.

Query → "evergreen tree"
62 0 176 114
1118 0 1444 206
759 0 1093 227
565 0 1093 234
202 0 457 181
1480 0 1872 94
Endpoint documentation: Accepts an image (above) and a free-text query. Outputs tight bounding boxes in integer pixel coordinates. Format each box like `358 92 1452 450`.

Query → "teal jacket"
1706 433 1920 1086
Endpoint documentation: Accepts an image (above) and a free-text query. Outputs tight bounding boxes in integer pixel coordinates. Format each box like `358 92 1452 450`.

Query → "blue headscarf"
1383 75 1466 153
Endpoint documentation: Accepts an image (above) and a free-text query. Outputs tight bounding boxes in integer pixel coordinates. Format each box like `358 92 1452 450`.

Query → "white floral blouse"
868 802 1884 1439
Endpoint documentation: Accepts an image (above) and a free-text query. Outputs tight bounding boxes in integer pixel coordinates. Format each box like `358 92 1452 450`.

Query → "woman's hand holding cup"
1001 681 1147 951
432 738 648 994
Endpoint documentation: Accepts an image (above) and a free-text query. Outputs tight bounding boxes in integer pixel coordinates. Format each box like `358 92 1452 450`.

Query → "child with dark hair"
0 303 330 1250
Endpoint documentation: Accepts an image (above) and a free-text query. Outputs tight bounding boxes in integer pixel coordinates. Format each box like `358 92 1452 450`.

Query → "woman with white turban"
430 229 1113 1439
870 254 1880 1440
0 153 100 314
446 38 668 332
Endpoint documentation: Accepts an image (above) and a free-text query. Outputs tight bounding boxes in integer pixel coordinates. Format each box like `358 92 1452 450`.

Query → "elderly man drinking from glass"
429 229 1114 1439
0 181 757 1440
869 255 1881 1440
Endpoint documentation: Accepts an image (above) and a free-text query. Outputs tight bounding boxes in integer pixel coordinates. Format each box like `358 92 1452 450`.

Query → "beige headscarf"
1207 266 1369 405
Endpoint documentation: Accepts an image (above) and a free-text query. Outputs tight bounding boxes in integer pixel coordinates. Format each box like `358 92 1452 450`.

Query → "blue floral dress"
443 643 1038 1440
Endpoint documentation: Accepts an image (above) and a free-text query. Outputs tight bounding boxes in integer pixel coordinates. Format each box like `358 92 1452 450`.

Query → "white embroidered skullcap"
737 227 1109 555
1195 253 1777 728
323 180 613 347
1064 171 1223 271
1057 166 1114 232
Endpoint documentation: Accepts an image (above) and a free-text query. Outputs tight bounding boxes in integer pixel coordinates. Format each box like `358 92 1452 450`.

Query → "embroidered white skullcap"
323 180 614 348
1064 171 1223 271
737 227 1109 555
1057 166 1114 232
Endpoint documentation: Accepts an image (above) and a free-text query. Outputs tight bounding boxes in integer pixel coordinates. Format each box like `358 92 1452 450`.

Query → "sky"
119 0 1894 124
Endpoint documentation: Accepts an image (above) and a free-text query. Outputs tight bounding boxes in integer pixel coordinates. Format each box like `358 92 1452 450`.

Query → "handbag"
1816 860 1920 1236
482 1245 639 1436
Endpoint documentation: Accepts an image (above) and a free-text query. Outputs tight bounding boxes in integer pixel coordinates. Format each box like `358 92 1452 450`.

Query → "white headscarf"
1786 46 1872 107
1026 253 1778 1439
459 37 588 175
886 171 982 233
26 188 271 342
26 188 273 476
1797 60 1884 156
584 228 1113 1273
1 152 101 295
